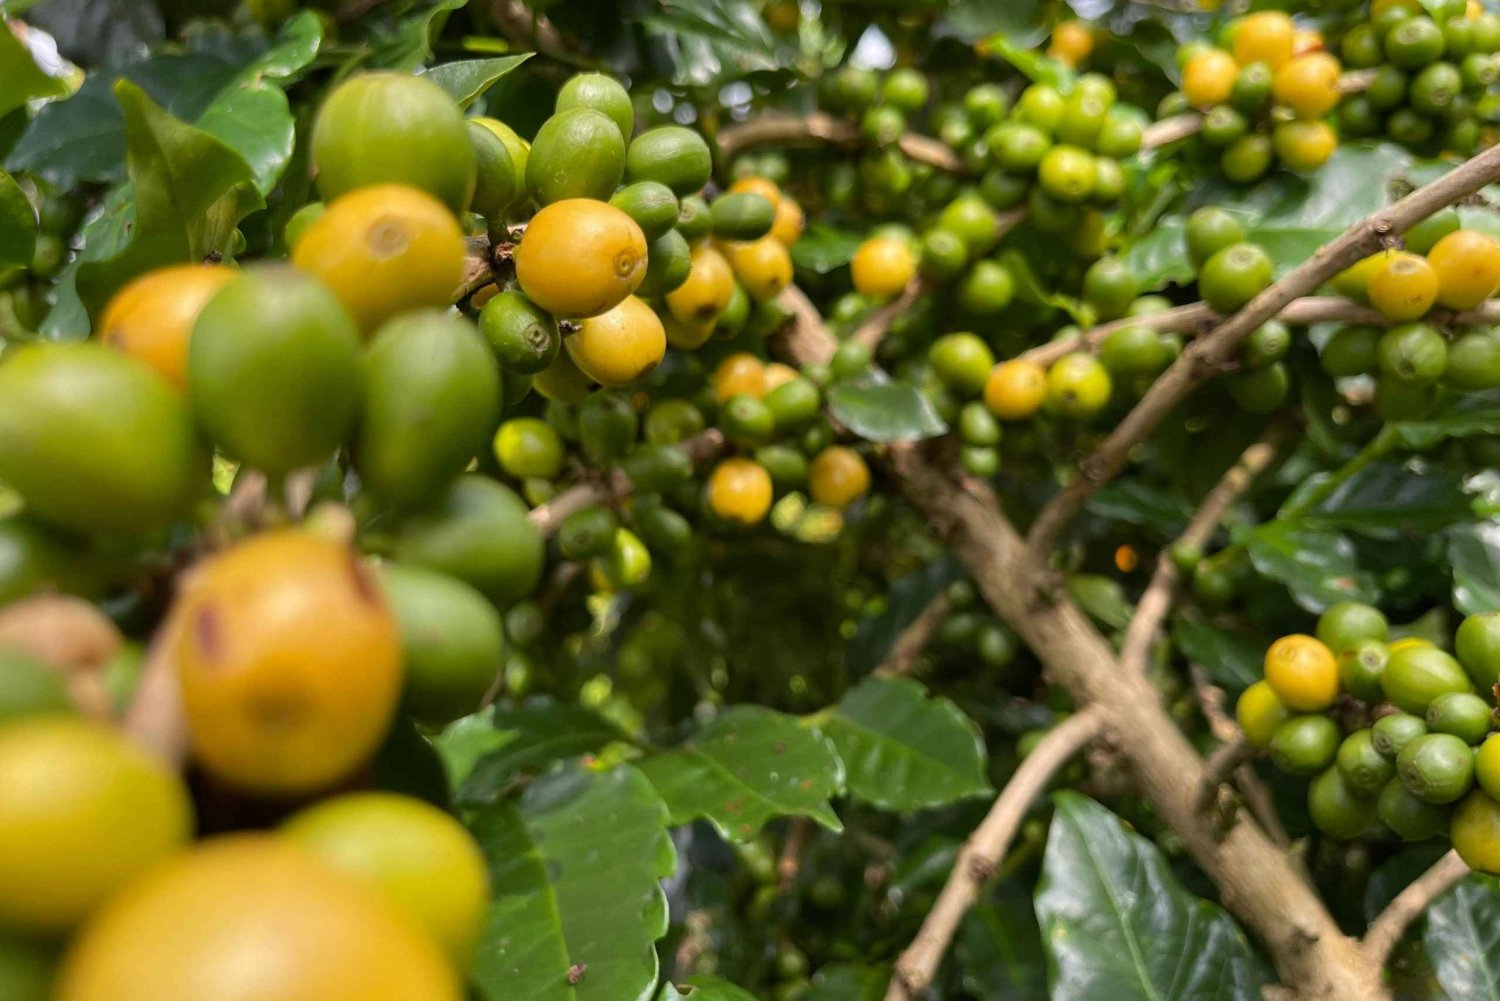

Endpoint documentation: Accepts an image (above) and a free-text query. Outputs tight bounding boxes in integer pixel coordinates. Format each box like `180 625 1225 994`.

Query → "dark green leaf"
0 168 35 270
20 0 162 68
801 963 889 1001
453 698 629 806
938 0 1046 46
637 0 784 88
1396 391 1500 450
1036 793 1269 1000
1425 873 1500 1001
424 55 532 109
1449 522 1500 617
0 20 68 120
820 675 990 810
41 184 131 339
1123 216 1194 292
1171 618 1264 697
957 880 1049 1001
843 557 961 674
827 378 947 443
360 0 469 71
636 705 844 842
1000 248 1089 323
791 224 862 275
73 80 262 322
1086 480 1193 537
1288 462 1471 538
469 765 675 1001
1245 522 1379 613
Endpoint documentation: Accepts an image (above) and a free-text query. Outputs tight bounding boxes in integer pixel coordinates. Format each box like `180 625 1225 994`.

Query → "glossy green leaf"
636 705 844 842
791 224 862 275
73 80 262 322
827 378 947 443
1288 462 1470 539
360 0 470 71
1449 522 1500 617
1425 873 1500 1001
1036 793 1269 1000
800 964 889 1001
0 168 35 270
635 0 784 88
820 675 989 810
453 698 629 807
1245 522 1378 613
957 881 1049 1001
425 55 532 109
195 11 324 195
0 20 68 120
469 765 675 1001
1170 618 1264 697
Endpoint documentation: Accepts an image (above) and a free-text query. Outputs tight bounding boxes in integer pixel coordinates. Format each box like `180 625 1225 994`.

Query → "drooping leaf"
194 11 324 195
1425 873 1500 1001
424 55 532 109
468 765 675 1001
827 378 947 443
73 80 262 322
1449 521 1500 617
843 556 962 675
359 0 470 71
800 963 889 1001
0 19 68 120
637 0 784 88
1396 390 1500 450
1245 521 1379 613
452 698 629 807
1036 793 1269 1001
957 880 1049 1001
791 223 862 275
0 168 36 270
636 705 844 842
820 675 989 811
1170 618 1264 697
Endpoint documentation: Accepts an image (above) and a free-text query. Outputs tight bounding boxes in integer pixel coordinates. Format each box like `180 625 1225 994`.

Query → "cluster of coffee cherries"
1167 11 1343 180
1235 603 1500 872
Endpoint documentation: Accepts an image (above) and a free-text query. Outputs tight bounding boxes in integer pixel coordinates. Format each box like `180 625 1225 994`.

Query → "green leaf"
1036 793 1269 1001
820 675 990 811
0 168 35 270
1086 480 1193 537
1396 390 1500 450
1289 462 1471 539
0 20 68 120
1425 873 1500 1001
659 976 759 1001
636 0 784 88
1449 522 1500 617
636 705 844 842
844 557 962 674
424 55 532 109
827 378 947 443
195 11 324 195
1000 248 1089 323
468 765 675 1001
360 0 470 71
791 224 862 275
1067 574 1132 631
800 964 889 1001
73 80 262 322
938 0 1046 46
453 698 628 807
957 881 1049 1001
1171 618 1264 697
1123 216 1194 292
1245 522 1379 613
977 33 1074 90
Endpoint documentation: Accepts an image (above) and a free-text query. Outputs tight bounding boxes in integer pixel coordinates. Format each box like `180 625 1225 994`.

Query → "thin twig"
1119 423 1292 673
487 0 580 66
715 113 963 172
883 707 1106 1001
1194 733 1257 817
852 279 927 351
777 817 813 890
1025 140 1500 558
1362 850 1469 967
874 592 953 677
1188 663 1290 848
525 429 726 537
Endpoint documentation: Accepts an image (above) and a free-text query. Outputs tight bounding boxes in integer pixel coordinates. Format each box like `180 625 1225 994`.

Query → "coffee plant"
7 0 1500 999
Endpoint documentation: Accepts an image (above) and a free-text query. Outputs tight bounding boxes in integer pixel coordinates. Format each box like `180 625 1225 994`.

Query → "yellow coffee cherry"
665 244 736 327
851 236 916 300
714 352 766 403
564 295 666 387
808 446 870 508
708 458 773 525
726 237 793 301
1263 634 1339 712
1368 251 1440 322
1428 229 1500 310
514 199 647 318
